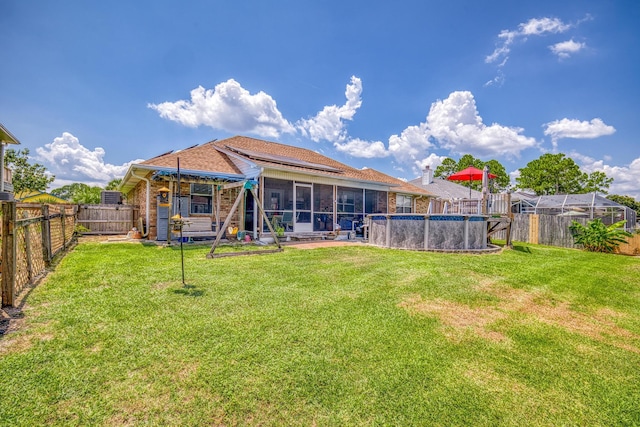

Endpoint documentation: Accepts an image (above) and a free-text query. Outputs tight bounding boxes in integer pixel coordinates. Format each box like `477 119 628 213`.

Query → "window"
190 183 212 214
337 187 363 213
313 184 333 232
396 194 412 213
365 189 387 214
263 178 294 229
337 186 364 231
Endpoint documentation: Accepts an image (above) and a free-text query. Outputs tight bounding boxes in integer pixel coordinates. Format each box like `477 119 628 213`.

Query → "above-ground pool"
368 214 494 252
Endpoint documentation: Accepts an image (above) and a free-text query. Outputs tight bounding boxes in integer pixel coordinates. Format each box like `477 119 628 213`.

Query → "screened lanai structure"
516 192 637 231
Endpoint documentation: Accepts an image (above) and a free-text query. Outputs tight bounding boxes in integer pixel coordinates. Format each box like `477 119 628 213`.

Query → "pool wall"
368 214 488 251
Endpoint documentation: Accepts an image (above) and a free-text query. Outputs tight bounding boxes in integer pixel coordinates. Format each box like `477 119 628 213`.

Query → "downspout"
130 169 151 237
0 143 5 192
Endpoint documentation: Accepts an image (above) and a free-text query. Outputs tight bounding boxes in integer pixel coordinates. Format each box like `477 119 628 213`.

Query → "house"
15 191 69 204
119 136 433 241
0 123 20 200
408 166 483 199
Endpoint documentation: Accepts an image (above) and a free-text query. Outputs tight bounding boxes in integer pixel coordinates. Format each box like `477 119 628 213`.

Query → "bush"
569 219 632 253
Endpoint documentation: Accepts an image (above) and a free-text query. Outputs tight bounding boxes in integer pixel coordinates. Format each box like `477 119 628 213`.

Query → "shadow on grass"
513 244 532 254
172 284 205 297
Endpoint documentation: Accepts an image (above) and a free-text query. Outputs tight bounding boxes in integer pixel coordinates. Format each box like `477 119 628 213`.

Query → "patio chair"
282 211 293 231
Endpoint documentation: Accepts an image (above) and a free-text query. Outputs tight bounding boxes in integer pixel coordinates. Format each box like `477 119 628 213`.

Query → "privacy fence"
493 213 640 254
76 204 138 235
1 202 77 307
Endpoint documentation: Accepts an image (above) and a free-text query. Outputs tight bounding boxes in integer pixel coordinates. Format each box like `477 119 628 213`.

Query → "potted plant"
271 216 285 237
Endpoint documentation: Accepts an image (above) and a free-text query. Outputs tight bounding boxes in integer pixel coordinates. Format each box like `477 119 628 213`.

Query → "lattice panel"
27 222 46 277
65 215 75 242
14 226 29 295
50 217 65 255
3 203 77 304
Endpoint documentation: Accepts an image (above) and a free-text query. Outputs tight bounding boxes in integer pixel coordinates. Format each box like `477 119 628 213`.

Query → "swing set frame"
206 180 283 259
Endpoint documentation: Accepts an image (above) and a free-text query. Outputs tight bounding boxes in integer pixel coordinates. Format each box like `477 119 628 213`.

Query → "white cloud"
486 17 573 66
520 17 571 36
35 132 142 186
334 138 389 158
388 122 433 163
414 153 447 176
425 91 538 157
484 70 505 87
544 118 616 149
549 39 586 58
571 151 640 199
148 79 295 138
297 76 363 143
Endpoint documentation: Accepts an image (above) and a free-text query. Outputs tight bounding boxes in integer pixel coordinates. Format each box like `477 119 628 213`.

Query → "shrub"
569 219 632 253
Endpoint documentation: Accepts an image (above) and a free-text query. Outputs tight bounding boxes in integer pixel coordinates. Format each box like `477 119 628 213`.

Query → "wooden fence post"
23 213 33 283
60 206 66 249
41 205 52 267
2 201 17 307
529 214 540 245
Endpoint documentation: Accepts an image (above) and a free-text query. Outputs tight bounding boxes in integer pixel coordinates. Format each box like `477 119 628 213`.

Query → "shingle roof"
216 136 431 195
141 141 242 175
408 176 482 199
358 168 434 196
132 135 431 196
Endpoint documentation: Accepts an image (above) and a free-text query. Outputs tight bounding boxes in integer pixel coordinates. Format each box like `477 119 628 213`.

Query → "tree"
105 178 122 190
434 155 510 192
4 148 55 194
433 158 458 178
580 171 613 194
516 153 585 195
607 194 640 213
51 183 102 204
484 159 510 193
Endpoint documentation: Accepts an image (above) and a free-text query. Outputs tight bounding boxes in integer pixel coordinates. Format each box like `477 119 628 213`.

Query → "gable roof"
122 135 432 196
408 176 482 199
216 136 431 195
141 141 242 175
359 168 434 196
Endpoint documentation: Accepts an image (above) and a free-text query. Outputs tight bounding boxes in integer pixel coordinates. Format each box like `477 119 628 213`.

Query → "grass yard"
1 240 639 426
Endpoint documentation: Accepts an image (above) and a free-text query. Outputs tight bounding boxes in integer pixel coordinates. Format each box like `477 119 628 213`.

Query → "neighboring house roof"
409 176 482 199
0 123 21 145
16 191 69 204
359 167 434 196
122 136 432 196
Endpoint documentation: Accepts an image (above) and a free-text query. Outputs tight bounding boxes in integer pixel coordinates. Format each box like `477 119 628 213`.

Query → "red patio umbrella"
447 166 497 198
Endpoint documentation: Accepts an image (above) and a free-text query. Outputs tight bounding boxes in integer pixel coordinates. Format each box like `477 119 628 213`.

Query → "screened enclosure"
515 193 637 231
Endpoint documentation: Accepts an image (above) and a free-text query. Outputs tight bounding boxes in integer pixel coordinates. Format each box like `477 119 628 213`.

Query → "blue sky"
1 1 639 198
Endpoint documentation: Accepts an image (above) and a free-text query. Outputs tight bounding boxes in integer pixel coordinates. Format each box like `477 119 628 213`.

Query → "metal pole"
177 158 185 286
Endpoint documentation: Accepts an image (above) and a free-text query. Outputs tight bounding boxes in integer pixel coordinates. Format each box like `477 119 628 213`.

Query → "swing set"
206 180 283 259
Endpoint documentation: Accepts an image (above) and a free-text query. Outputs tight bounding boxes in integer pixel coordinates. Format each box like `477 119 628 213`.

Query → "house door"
294 184 312 233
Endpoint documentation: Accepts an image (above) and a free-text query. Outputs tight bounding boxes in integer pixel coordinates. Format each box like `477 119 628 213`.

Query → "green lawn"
1 241 639 426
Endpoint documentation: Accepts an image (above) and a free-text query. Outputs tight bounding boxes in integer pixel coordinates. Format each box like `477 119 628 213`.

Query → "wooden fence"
1 202 77 307
493 213 639 250
616 233 640 256
76 204 138 234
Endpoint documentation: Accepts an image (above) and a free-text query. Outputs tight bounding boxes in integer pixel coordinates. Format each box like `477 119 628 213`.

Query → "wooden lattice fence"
1 202 77 307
